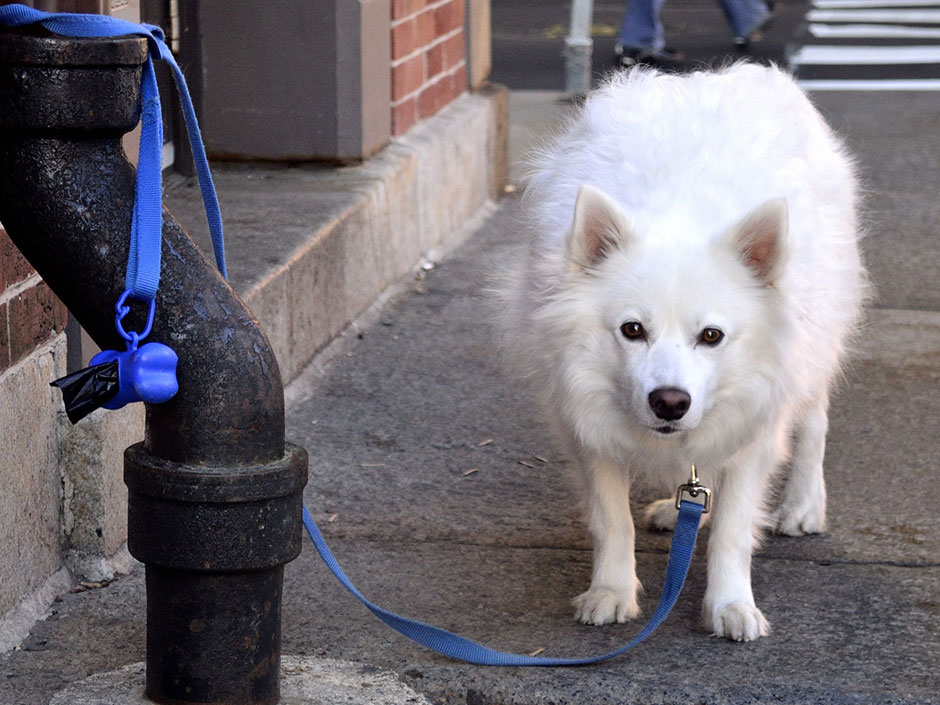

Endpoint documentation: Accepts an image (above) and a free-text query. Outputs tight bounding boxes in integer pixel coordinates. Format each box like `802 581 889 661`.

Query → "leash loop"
1 3 222 417
114 288 156 349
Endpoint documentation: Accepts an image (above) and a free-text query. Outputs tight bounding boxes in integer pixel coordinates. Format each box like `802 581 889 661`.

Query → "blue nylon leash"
2 4 706 665
0 3 226 302
304 499 703 665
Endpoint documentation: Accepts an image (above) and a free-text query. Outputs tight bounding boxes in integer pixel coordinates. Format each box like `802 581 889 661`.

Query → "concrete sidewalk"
1 85 939 705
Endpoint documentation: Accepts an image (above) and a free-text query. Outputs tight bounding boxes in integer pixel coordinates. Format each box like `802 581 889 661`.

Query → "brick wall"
391 0 468 136
0 228 68 374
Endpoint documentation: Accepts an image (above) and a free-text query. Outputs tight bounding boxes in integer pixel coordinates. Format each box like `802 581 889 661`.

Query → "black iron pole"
0 29 307 705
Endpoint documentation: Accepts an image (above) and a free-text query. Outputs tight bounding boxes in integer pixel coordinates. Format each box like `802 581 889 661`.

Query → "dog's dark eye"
620 321 646 340
699 327 724 346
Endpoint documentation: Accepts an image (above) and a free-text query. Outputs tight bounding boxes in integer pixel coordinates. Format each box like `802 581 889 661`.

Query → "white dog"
500 64 866 641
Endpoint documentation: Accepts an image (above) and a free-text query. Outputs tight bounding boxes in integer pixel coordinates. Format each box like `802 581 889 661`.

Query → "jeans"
618 0 666 52
717 0 771 38
618 0 770 51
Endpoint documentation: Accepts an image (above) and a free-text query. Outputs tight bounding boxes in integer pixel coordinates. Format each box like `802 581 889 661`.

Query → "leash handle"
302 499 704 666
0 3 227 302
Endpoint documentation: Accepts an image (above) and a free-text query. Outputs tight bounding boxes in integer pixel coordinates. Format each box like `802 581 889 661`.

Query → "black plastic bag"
50 361 120 424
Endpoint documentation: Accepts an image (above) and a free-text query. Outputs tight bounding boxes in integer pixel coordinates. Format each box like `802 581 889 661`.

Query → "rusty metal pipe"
0 29 307 705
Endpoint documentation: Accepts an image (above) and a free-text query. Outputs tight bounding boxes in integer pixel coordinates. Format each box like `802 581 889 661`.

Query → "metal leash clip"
675 464 712 514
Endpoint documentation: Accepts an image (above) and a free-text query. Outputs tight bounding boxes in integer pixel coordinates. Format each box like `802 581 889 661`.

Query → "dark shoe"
733 9 774 52
617 46 685 70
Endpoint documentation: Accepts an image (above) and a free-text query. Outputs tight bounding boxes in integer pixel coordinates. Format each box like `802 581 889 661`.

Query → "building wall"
0 0 144 653
391 0 468 136
0 226 142 652
197 0 479 160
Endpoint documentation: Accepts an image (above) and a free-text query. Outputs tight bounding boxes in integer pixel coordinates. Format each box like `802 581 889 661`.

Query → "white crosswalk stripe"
791 0 940 91
809 23 940 38
796 77 940 87
794 44 940 62
807 8 940 22
814 0 940 7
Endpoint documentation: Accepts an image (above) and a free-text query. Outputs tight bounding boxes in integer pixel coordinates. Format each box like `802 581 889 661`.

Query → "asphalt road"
493 0 940 90
491 0 812 89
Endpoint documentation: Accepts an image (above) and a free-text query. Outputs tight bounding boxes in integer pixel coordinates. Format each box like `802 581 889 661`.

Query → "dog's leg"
573 455 641 625
703 443 772 642
774 396 829 535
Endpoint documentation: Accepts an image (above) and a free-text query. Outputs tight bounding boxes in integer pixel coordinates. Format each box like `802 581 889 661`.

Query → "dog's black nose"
648 387 691 421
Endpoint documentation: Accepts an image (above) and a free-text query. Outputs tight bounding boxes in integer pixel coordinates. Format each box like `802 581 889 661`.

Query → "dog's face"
547 184 790 456
602 266 730 437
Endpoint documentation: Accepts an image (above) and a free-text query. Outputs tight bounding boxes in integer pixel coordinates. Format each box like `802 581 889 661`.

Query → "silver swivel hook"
675 464 712 513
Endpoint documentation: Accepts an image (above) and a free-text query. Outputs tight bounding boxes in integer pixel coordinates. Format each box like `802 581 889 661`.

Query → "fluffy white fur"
499 64 866 641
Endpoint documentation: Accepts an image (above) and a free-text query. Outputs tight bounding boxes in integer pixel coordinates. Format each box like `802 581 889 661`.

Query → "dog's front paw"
573 587 640 625
704 601 770 642
773 499 825 536
643 498 678 531
644 497 712 532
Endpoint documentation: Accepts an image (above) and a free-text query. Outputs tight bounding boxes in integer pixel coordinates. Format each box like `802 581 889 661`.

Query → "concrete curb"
0 567 71 655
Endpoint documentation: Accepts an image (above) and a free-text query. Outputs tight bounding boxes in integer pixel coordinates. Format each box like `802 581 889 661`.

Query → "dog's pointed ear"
566 184 633 272
727 198 789 285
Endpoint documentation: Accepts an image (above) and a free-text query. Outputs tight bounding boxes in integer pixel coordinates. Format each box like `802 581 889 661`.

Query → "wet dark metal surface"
145 567 285 705
0 31 147 130
0 29 307 704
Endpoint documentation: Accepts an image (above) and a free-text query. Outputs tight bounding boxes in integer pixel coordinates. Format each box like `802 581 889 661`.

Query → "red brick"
8 281 67 365
415 7 436 46
392 97 418 136
417 76 448 120
449 63 468 99
442 30 466 70
391 18 416 60
392 0 428 20
0 228 35 294
426 43 444 78
0 302 9 373
392 53 425 102
391 0 408 20
434 0 464 36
